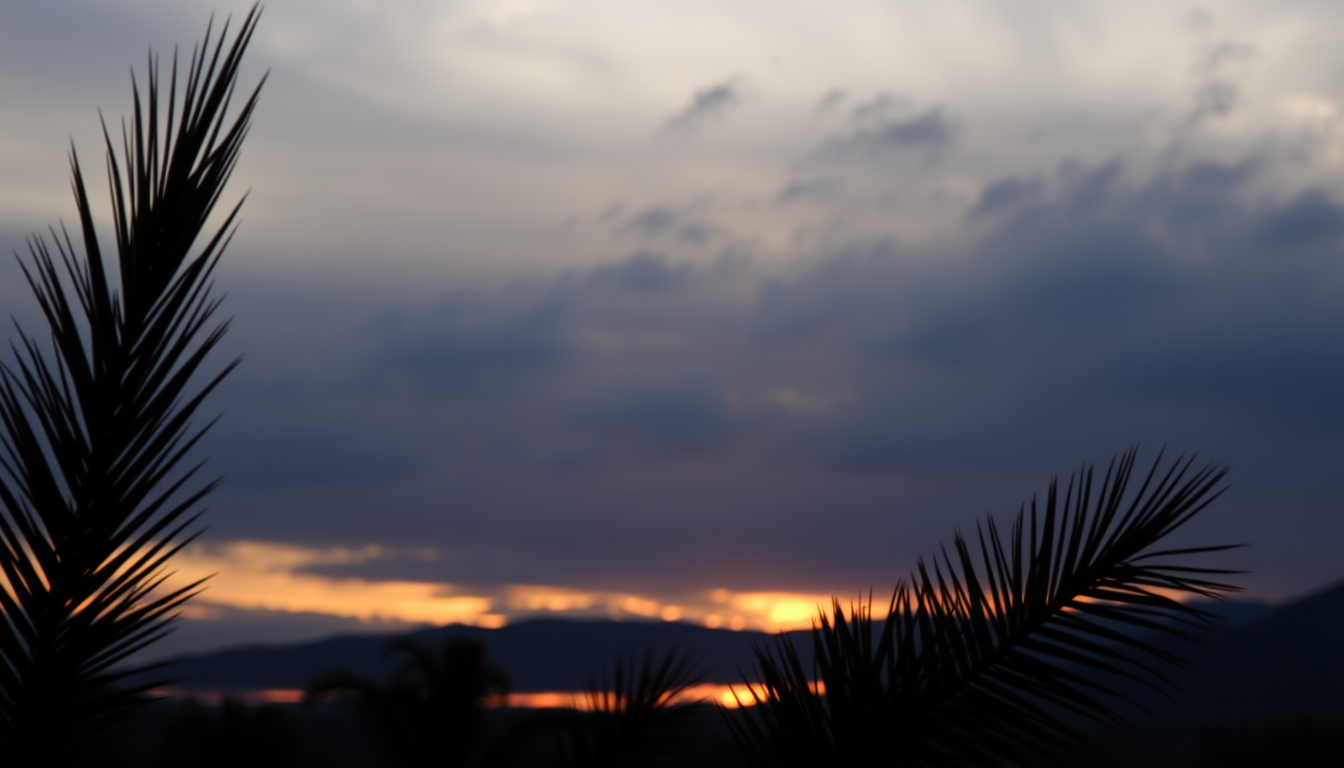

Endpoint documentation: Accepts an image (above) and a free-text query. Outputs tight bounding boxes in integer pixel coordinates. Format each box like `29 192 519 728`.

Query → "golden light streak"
618 595 661 617
721 592 832 631
148 538 1215 637
164 540 882 634
498 691 581 709
503 584 842 632
506 585 597 612
171 541 504 628
156 683 829 710
152 688 306 706
718 681 825 708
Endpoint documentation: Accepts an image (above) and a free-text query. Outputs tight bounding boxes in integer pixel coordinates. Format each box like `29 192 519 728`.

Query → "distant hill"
140 618 798 692
136 583 1343 723
1128 579 1344 721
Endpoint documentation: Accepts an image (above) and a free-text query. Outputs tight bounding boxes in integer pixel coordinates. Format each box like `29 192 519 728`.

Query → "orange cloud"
168 540 866 634
171 541 504 628
156 683 793 709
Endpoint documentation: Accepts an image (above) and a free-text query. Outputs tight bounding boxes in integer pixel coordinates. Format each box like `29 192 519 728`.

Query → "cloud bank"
2 0 1341 656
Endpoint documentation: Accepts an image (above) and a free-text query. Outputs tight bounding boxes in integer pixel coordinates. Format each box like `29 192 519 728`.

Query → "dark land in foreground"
114 580 1342 766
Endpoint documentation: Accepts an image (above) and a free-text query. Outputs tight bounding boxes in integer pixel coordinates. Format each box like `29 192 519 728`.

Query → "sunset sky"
1 0 1340 659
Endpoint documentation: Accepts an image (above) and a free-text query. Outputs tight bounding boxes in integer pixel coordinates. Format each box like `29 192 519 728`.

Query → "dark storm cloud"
139 142 1338 599
201 252 716 494
662 78 743 134
211 393 432 488
355 289 574 397
755 156 1344 472
1256 189 1344 250
350 250 711 404
1104 337 1344 429
6 0 1340 644
568 371 734 457
193 280 584 494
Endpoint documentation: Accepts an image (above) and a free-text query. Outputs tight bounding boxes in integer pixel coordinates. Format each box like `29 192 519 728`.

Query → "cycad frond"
0 7 263 764
729 448 1240 768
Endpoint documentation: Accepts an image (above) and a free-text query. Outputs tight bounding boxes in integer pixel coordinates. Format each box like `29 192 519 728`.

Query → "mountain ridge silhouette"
134 580 1341 722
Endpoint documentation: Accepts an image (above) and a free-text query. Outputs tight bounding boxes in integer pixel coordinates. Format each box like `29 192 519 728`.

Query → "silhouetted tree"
727 449 1241 768
307 635 511 767
0 7 264 765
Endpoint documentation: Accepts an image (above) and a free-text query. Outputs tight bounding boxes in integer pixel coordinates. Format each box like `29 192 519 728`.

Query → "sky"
0 0 1341 659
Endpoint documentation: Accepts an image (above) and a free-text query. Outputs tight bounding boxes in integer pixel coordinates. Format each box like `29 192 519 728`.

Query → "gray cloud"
815 88 847 115
777 178 839 203
586 251 693 295
819 104 958 162
175 146 1341 606
0 1 212 103
1104 337 1344 430
616 205 723 247
212 393 432 488
754 155 1343 474
1190 40 1255 123
662 78 743 134
621 206 680 237
971 176 1042 217
848 93 911 124
9 0 1344 649
354 289 574 398
1255 189 1344 250
569 371 734 457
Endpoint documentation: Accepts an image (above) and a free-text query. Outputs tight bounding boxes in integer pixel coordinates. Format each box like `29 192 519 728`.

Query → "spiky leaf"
0 7 264 764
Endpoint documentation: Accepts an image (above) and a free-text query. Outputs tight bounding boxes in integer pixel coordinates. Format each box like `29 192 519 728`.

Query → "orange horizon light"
151 682 833 710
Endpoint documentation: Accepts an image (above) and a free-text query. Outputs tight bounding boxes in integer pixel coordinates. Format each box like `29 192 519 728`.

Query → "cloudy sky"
1 0 1341 658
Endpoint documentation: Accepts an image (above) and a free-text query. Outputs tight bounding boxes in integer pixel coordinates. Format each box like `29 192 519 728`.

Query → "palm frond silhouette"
550 645 710 768
0 7 263 764
727 449 1240 768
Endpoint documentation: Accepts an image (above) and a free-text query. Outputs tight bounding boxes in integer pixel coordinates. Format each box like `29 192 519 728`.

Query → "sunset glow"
169 540 853 634
154 683 825 710
1 0 1337 679
170 541 505 628
2 6 1339 767
155 540 1214 642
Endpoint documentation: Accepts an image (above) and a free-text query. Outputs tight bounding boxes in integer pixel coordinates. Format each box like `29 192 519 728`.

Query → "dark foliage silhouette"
0 7 264 765
149 696 298 768
546 646 713 768
306 636 510 767
1198 716 1344 768
727 449 1240 768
